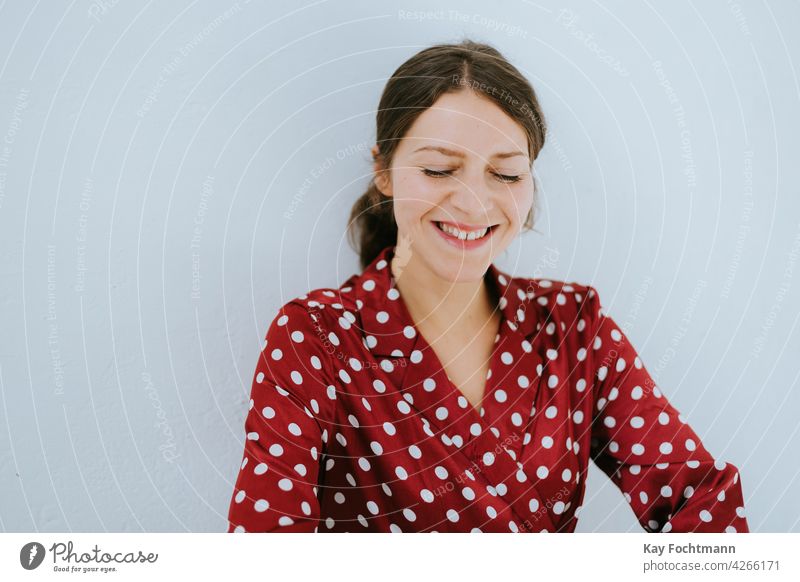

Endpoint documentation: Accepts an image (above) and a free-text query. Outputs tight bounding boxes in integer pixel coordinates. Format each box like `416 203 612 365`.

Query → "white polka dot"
421 489 434 502
483 452 495 466
423 378 436 391
661 485 672 497
545 405 557 419
291 331 304 343
470 423 482 436
288 423 302 436
262 406 275 419
658 412 670 425
435 406 449 420
254 463 268 475
547 375 559 388
631 443 645 455
685 438 696 451
541 436 553 449
546 349 558 360
395 466 408 480
630 416 644 429
699 509 712 522
511 412 523 426
254 499 269 512
501 352 513 364
446 509 460 522
517 375 530 388
403 508 416 522
408 445 422 459
277 315 288 326
370 441 383 455
383 422 396 435
659 442 673 454
494 389 507 403
290 371 303 384
631 386 643 400
434 466 448 479
278 478 293 491
552 501 565 514
269 444 283 456
403 325 416 338
271 349 283 360
410 350 423 364
376 311 389 323
235 490 246 503
536 466 549 479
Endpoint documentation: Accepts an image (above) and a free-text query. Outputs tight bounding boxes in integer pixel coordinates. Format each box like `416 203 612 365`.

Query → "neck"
391 252 497 340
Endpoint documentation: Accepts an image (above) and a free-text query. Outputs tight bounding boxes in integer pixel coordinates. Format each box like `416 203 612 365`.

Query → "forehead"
399 90 529 158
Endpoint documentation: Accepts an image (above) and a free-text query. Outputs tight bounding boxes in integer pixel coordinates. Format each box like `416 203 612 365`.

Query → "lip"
431 220 499 250
437 220 494 230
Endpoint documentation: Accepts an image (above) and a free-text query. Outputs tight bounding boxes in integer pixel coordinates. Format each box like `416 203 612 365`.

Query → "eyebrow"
412 146 526 160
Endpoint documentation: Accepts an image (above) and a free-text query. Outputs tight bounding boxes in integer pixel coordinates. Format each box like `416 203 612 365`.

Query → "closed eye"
422 168 454 178
493 172 521 183
422 168 522 183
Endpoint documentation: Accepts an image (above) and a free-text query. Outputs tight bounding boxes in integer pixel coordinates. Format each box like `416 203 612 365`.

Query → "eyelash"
422 168 522 183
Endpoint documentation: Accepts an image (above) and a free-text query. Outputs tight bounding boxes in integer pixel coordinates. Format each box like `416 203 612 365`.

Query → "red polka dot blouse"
227 245 749 533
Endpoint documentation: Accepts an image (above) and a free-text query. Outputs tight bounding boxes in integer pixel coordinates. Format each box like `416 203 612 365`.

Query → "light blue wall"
0 0 797 532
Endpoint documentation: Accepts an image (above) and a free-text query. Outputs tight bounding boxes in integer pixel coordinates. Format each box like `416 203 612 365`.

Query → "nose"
446 178 495 223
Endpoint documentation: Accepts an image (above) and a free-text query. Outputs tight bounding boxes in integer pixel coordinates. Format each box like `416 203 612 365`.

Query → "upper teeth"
437 222 489 241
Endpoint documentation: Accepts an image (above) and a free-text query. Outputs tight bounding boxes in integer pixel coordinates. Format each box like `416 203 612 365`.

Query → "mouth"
432 220 500 248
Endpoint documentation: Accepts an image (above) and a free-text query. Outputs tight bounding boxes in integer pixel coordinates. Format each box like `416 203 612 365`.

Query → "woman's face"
374 89 534 283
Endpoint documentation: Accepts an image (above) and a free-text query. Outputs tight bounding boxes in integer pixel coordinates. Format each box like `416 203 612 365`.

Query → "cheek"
506 185 534 223
391 170 443 225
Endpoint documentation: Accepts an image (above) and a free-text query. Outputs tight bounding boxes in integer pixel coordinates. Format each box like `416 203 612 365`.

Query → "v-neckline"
389 261 506 430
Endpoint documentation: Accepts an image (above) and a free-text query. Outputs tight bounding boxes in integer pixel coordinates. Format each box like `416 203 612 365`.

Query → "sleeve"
227 300 335 532
581 285 750 533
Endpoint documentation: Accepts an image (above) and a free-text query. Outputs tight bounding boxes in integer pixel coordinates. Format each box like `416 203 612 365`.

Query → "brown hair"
347 39 548 270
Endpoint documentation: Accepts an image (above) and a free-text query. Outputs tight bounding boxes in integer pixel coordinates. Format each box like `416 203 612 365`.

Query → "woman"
227 40 749 533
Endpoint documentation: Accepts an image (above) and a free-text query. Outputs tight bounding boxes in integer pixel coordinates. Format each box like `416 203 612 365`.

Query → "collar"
355 245 537 358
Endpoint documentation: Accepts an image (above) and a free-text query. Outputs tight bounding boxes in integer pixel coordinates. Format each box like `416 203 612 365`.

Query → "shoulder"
506 274 604 332
263 274 362 347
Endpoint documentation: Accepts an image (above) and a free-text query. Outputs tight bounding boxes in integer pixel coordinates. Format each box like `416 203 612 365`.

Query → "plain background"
0 0 798 532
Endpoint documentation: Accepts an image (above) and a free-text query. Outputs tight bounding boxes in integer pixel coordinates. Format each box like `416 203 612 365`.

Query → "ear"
371 144 392 197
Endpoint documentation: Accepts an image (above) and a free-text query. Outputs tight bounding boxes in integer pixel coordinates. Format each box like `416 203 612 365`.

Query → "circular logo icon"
20 542 46 570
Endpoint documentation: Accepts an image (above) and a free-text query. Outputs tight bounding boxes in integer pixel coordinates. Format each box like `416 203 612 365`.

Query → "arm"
227 301 334 532
582 286 749 532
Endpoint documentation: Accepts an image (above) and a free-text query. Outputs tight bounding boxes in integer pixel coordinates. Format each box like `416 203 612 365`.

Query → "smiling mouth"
434 221 499 241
